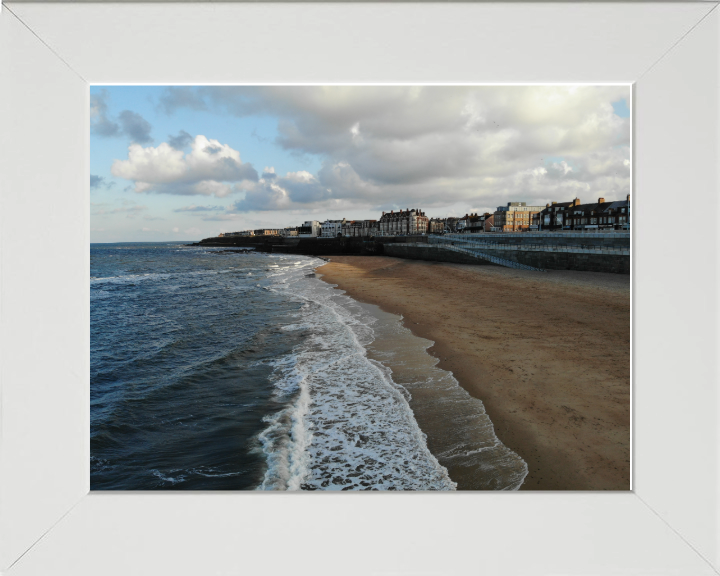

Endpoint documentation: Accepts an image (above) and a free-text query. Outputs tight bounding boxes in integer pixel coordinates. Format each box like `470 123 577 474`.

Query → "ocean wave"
254 256 456 491
90 268 240 286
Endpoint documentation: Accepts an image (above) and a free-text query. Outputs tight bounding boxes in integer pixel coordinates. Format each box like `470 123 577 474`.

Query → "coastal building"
532 200 576 231
602 196 630 229
377 208 429 236
533 195 630 231
483 214 495 233
282 227 298 237
492 202 546 232
342 219 378 237
253 229 281 236
457 213 489 233
428 218 446 234
456 213 474 232
462 213 492 233
297 221 321 238
321 219 345 238
444 217 459 233
458 213 497 234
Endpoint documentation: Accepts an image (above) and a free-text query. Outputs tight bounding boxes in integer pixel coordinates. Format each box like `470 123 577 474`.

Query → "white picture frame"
1 2 718 574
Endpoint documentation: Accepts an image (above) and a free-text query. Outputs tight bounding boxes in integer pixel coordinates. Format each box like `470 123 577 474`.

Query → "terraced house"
377 208 429 236
534 196 631 231
342 219 378 237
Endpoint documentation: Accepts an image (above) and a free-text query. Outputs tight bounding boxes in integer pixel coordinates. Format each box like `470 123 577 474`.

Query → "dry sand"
317 256 630 490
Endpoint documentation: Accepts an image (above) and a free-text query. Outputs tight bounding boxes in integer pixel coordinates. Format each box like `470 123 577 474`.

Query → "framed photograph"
1 2 718 575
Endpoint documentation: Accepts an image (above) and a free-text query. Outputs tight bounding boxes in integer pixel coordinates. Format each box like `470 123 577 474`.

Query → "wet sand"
317 256 630 490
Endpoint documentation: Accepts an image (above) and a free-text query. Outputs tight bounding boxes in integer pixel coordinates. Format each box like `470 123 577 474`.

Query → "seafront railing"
430 234 630 256
448 244 547 272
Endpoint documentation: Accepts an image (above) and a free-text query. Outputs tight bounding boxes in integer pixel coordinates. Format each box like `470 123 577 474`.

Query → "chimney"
573 198 581 206
598 197 605 204
382 211 385 215
551 201 557 205
627 194 630 202
546 203 550 208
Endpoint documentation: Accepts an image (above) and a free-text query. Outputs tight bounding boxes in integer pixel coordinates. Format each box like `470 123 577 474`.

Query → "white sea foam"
254 254 456 491
90 268 245 287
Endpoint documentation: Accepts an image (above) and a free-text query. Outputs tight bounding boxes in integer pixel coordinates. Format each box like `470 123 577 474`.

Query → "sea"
91 242 527 490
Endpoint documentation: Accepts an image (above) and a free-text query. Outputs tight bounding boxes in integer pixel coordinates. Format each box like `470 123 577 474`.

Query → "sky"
90 85 631 242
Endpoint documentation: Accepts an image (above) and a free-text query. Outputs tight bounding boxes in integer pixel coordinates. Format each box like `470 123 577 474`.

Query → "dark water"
91 243 307 489
90 243 458 490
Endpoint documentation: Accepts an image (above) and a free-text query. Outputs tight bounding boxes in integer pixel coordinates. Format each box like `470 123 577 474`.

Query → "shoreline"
316 255 630 490
352 299 528 490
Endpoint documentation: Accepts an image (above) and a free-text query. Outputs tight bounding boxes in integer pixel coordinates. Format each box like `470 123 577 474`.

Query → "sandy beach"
317 256 630 491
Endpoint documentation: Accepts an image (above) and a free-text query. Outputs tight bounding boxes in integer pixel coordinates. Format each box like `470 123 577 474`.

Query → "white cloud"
91 203 147 218
111 135 258 197
232 170 332 211
154 86 631 213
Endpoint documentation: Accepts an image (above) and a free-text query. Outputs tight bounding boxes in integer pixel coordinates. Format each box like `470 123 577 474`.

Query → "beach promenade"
318 256 630 490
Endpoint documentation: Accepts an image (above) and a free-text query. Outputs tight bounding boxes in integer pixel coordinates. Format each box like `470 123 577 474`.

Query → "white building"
321 219 345 238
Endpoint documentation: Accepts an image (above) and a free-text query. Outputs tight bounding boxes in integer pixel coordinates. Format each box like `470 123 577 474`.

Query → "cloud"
174 204 225 212
159 87 208 114
231 169 332 211
251 129 270 144
118 110 153 144
91 90 153 143
90 90 119 137
111 135 258 197
92 203 147 218
201 213 244 221
167 130 193 150
90 174 115 190
152 86 631 212
261 167 277 180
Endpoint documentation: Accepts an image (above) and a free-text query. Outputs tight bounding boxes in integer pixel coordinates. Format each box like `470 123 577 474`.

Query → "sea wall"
193 236 285 248
447 231 630 249
488 249 630 274
384 244 491 265
193 233 630 273
385 244 629 274
269 237 370 256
